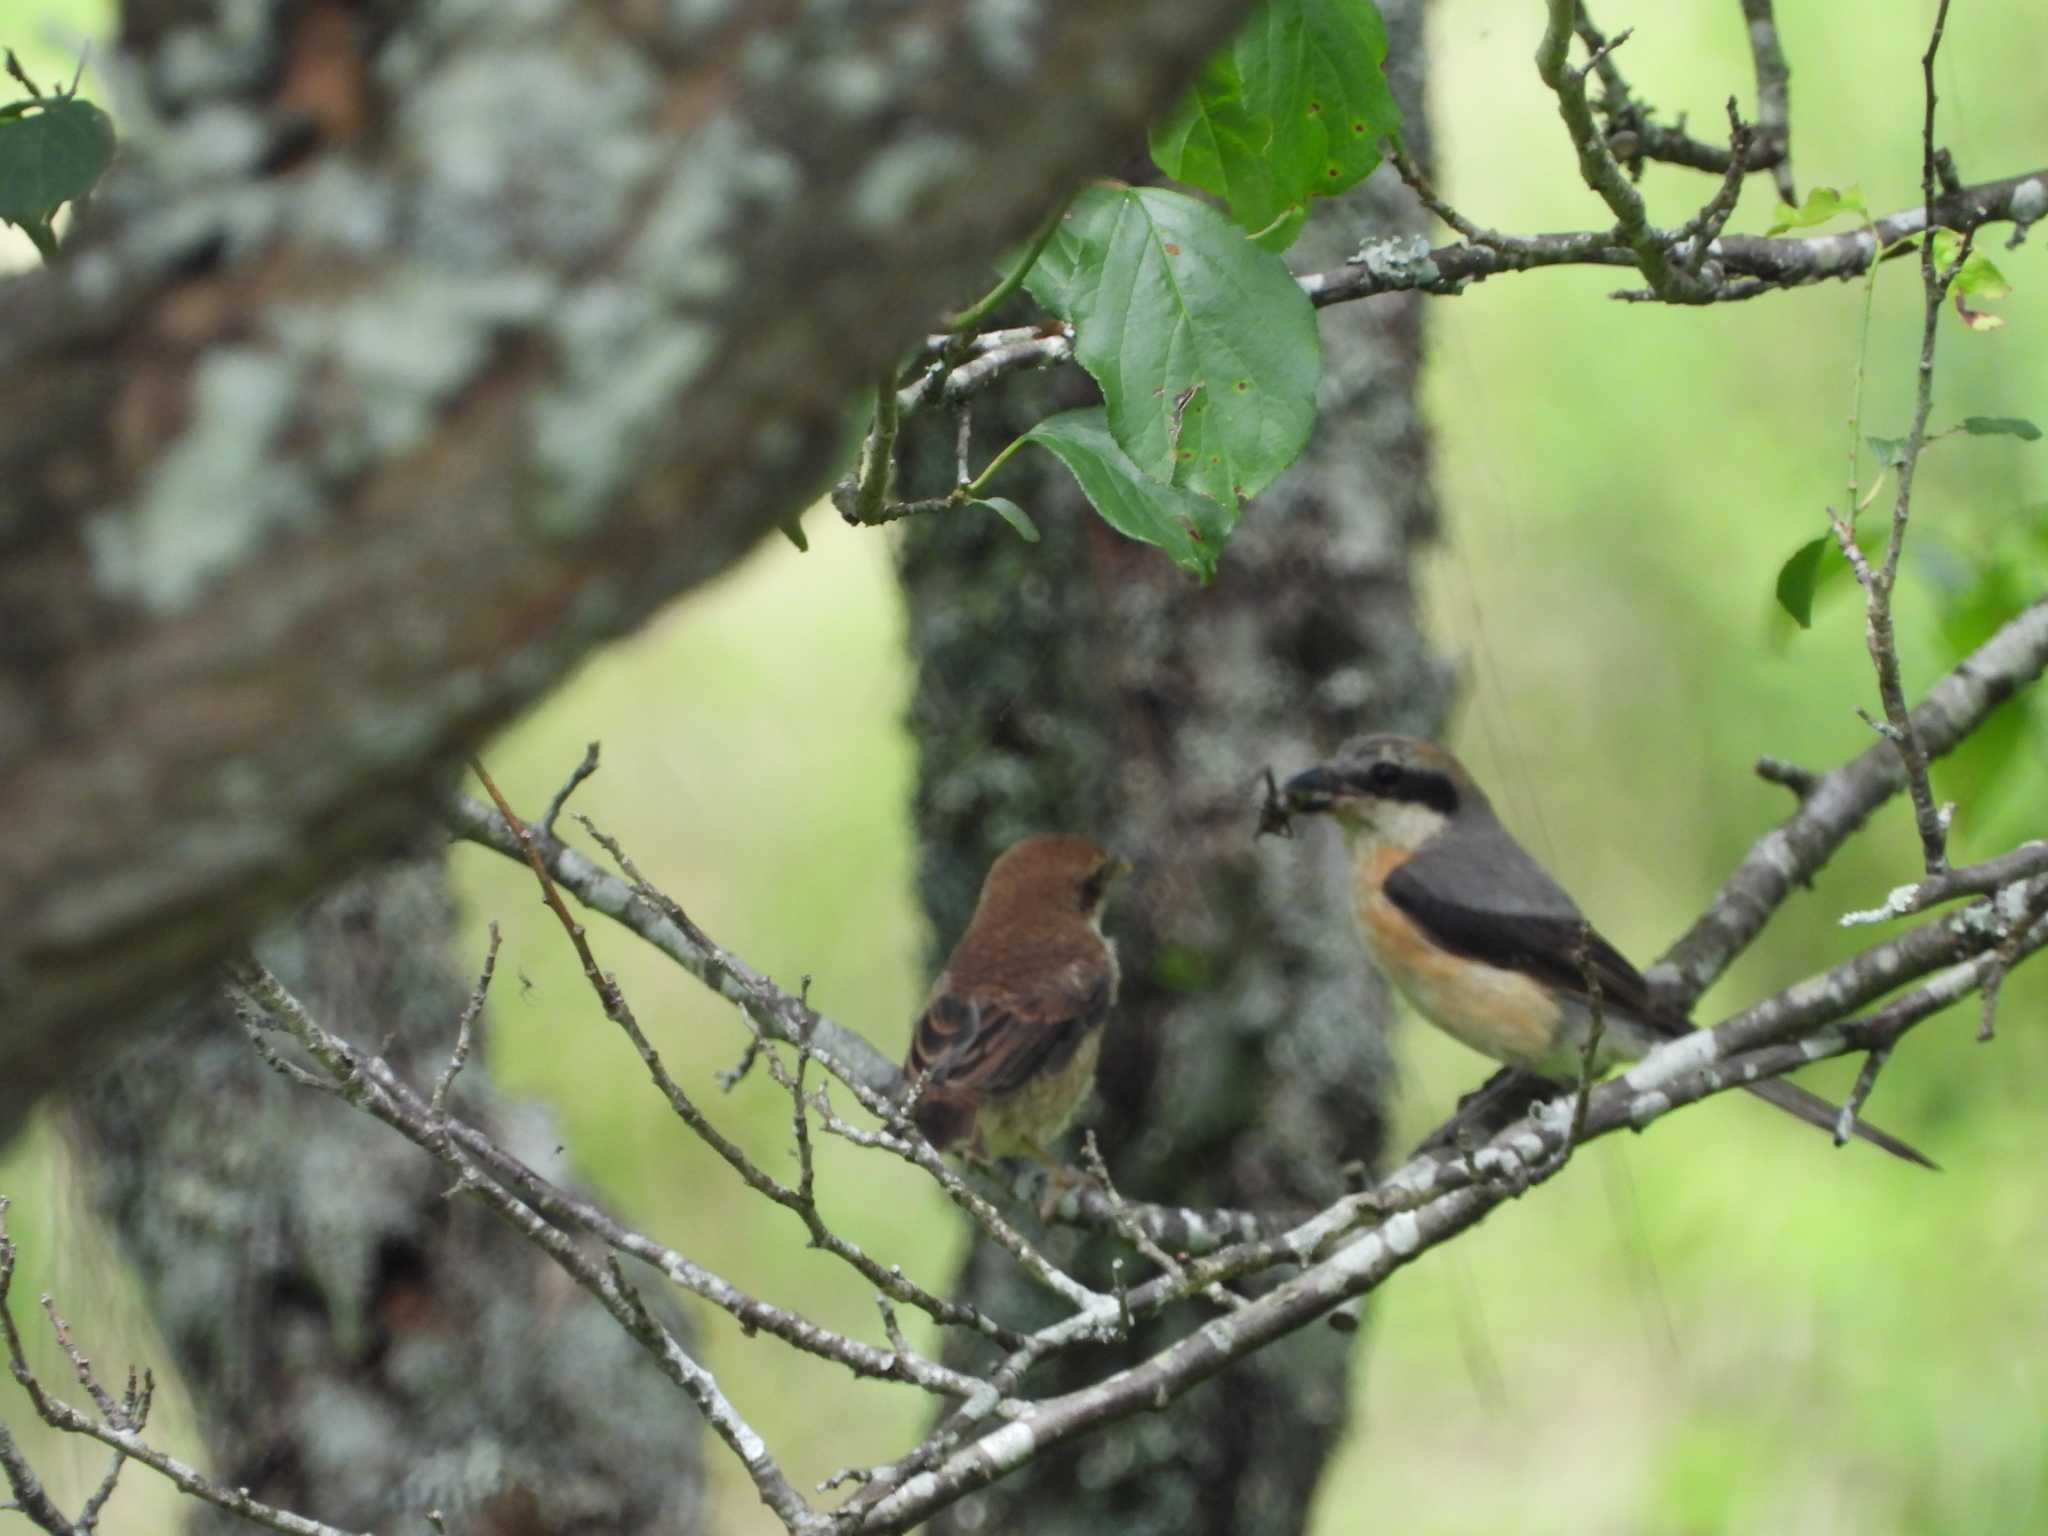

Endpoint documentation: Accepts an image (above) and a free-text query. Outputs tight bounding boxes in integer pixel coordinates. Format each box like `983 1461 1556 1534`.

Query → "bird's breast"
1352 846 1572 1073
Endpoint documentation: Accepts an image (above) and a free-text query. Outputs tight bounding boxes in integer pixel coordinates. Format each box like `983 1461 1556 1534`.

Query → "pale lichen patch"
90 348 316 614
965 0 1042 80
404 43 660 268
630 119 801 302
531 319 716 535
850 134 971 232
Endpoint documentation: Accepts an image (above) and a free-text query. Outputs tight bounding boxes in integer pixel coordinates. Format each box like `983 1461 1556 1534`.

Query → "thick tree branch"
0 0 1266 1134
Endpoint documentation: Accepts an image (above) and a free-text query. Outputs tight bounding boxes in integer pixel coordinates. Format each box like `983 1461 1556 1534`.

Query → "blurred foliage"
5 0 2047 1533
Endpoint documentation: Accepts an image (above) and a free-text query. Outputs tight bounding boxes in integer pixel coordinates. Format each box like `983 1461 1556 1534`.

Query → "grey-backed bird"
1281 735 1931 1167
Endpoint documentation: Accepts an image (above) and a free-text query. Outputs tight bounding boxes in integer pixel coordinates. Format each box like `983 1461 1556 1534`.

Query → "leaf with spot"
1023 183 1319 507
0 93 113 249
1151 0 1400 250
1021 407 1235 580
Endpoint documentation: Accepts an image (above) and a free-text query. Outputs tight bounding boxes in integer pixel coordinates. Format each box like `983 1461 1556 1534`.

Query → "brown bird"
904 834 1128 1164
1281 734 1934 1167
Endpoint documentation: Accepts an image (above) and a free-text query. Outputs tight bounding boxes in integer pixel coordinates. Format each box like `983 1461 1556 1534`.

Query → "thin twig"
1833 1045 1894 1147
432 920 499 1114
1853 0 1959 879
1753 755 1819 798
539 741 601 839
1 1203 357 1536
475 772 1050 1336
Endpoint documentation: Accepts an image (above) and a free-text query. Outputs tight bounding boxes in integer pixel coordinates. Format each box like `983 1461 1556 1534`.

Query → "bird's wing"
1382 824 1662 1022
908 965 1114 1100
1387 825 1938 1169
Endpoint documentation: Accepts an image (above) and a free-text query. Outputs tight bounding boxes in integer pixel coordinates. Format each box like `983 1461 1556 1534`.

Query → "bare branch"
538 742 602 840
0 1417 76 1536
1850 0 1962 878
1536 0 1699 301
431 920 499 1114
1739 0 1796 202
1653 599 2048 1007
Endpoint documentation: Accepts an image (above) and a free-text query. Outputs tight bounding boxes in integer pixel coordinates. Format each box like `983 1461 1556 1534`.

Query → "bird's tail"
1742 1076 1937 1169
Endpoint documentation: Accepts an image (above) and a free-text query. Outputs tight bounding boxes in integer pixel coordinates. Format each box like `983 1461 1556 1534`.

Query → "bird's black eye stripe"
1346 761 1457 815
1079 866 1113 907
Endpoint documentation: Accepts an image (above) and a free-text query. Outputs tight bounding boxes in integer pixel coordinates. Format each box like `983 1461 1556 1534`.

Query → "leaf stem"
946 196 1070 334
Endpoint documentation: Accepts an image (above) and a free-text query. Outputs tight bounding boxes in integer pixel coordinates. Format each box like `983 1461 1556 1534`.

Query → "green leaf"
1774 537 1829 628
0 95 113 231
1764 184 1866 236
1022 407 1236 580
1023 184 1320 505
1960 416 2041 442
1866 434 1910 469
1151 0 1400 250
1929 227 2011 330
972 496 1039 542
1774 524 1885 630
1929 228 2011 298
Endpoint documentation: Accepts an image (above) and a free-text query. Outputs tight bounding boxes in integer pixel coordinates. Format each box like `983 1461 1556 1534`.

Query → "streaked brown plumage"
904 835 1127 1161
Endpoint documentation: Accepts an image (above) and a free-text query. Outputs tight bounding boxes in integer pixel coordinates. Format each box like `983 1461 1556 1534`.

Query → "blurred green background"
3 1 2044 1532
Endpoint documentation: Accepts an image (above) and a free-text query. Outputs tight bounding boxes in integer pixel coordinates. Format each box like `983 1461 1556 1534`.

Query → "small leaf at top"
1764 184 1867 236
1959 416 2042 442
0 95 113 230
973 496 1039 543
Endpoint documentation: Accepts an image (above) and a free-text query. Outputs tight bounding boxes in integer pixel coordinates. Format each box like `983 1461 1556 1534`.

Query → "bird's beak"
1109 855 1136 883
1281 765 1349 815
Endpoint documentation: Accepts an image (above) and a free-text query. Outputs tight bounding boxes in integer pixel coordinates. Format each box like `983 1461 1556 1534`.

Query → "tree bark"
68 857 707 1534
0 0 1266 1133
897 5 1444 1528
